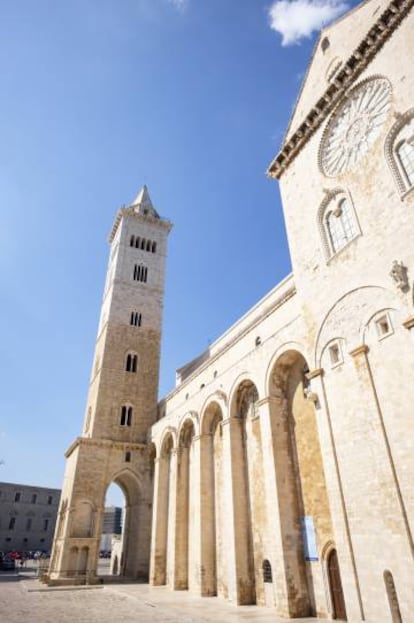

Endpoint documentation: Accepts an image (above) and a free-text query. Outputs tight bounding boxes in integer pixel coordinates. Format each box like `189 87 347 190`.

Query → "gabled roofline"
283 0 377 142
268 0 414 180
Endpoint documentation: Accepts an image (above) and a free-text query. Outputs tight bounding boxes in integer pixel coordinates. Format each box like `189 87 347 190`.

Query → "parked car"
0 555 16 571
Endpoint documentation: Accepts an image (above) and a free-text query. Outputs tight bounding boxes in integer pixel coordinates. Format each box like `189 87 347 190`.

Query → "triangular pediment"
286 0 390 138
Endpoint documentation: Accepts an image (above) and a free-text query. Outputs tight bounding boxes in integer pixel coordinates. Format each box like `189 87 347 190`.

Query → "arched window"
140 238 146 250
130 235 135 247
151 241 157 253
397 140 414 187
385 110 414 195
120 406 133 426
319 192 359 258
262 559 272 583
146 240 151 252
133 264 148 283
125 353 137 373
130 311 142 327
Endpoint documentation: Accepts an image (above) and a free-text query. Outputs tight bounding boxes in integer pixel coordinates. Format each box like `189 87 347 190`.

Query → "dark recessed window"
130 311 142 327
133 264 148 283
47 496 53 505
14 492 21 502
120 406 133 427
263 559 273 583
31 494 37 504
126 353 138 373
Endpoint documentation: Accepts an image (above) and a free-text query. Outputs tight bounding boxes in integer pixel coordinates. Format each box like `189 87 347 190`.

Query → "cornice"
159 282 297 406
65 436 147 458
267 0 414 180
108 206 173 244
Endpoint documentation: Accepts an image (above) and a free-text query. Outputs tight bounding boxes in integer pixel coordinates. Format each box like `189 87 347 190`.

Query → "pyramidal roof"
130 185 160 219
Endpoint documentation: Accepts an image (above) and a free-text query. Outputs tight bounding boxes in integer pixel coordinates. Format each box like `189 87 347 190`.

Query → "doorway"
328 549 347 620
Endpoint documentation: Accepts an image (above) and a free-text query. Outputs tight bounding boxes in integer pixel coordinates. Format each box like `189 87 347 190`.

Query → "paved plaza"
0 568 317 623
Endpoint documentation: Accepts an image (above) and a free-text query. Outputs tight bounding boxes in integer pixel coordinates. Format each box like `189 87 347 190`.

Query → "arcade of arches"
150 351 339 619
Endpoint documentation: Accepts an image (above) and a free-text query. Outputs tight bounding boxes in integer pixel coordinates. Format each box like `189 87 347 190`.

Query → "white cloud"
167 0 189 11
268 0 349 46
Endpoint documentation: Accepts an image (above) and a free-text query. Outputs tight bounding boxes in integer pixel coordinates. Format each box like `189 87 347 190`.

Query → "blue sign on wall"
301 516 318 561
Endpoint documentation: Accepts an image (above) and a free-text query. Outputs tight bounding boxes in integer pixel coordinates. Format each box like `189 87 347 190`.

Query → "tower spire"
131 185 159 219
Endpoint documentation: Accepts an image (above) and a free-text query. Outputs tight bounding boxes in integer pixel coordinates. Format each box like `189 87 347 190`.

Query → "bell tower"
49 187 172 584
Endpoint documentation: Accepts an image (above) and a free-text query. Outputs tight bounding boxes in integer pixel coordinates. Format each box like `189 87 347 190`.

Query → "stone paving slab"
0 572 319 623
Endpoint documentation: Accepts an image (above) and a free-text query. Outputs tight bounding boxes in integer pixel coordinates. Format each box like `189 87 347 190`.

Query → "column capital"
349 344 369 357
192 433 212 442
305 367 324 380
221 416 241 428
403 315 414 330
256 396 280 408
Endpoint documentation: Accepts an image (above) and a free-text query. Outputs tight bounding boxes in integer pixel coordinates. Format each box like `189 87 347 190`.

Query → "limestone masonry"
49 1 414 620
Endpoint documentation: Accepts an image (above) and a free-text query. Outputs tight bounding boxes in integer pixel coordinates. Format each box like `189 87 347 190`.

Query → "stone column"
306 368 364 622
188 434 202 593
150 457 168 585
173 447 189 589
220 416 255 605
199 432 217 596
258 396 304 617
166 448 178 587
349 346 413 556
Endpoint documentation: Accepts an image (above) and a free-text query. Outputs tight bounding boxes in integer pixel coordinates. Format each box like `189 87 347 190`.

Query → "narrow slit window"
263 560 273 583
329 343 342 366
130 235 135 247
126 354 138 373
133 264 148 283
376 314 393 339
130 311 142 327
152 241 157 253
120 406 132 426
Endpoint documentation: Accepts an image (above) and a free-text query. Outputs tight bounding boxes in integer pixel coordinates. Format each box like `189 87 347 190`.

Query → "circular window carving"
320 77 391 177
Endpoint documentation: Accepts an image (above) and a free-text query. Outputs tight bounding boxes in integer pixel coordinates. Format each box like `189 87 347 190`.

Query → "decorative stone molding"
319 76 392 178
384 108 414 194
317 188 360 260
108 206 172 244
349 344 369 357
305 367 324 380
390 260 409 290
267 0 414 179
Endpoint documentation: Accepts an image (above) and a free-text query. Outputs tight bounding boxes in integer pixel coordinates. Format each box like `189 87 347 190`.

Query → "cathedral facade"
49 0 414 620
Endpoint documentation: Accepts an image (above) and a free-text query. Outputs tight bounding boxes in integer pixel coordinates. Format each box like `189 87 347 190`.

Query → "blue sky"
0 0 354 498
